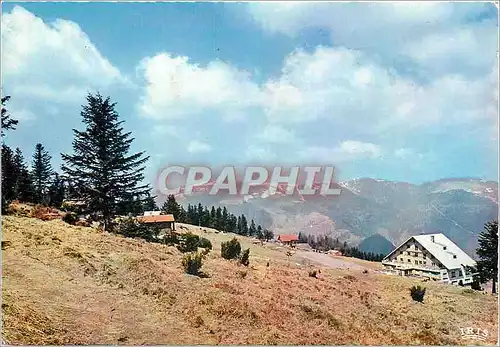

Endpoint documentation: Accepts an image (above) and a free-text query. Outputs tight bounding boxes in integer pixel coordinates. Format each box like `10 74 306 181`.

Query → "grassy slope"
2 216 498 345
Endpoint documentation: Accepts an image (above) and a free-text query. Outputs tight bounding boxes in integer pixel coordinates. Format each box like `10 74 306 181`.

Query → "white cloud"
1 6 126 104
137 53 262 120
298 140 382 163
247 3 497 78
187 139 212 154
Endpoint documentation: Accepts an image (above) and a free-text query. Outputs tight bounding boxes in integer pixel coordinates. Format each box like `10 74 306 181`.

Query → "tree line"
297 232 386 262
160 194 274 240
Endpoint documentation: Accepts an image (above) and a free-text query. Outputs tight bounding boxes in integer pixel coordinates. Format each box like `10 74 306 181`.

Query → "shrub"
115 217 159 242
164 231 179 246
221 238 241 260
63 212 78 225
182 252 204 276
471 280 482 291
410 285 426 303
177 233 200 253
198 237 212 251
462 289 475 294
309 270 318 278
240 248 250 266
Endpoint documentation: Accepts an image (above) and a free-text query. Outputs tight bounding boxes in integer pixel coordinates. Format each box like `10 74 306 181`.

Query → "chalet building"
277 234 299 246
137 213 175 232
382 233 477 285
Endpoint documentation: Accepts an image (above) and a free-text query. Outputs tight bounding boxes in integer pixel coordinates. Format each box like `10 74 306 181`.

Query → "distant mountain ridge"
173 178 498 257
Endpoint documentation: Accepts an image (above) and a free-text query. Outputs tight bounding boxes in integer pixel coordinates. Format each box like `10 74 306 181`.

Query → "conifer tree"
1 145 16 209
249 219 257 236
13 148 34 202
32 143 53 204
61 93 149 230
476 220 498 294
222 206 229 232
1 96 18 137
215 207 222 230
47 173 66 208
162 194 182 219
210 206 216 228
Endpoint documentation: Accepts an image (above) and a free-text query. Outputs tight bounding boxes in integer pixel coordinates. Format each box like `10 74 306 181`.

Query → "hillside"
178 178 498 256
2 216 498 345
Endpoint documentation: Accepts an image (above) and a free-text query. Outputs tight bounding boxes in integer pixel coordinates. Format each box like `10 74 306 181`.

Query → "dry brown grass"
2 216 498 345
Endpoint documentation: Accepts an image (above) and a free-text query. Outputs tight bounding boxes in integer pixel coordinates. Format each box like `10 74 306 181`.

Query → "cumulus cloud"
1 6 126 104
137 53 262 120
247 2 497 78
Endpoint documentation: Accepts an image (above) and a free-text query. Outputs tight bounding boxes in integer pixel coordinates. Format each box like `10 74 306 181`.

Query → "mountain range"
166 178 498 257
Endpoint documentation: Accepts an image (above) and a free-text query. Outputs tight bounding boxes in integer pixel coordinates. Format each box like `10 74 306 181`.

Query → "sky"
1 2 499 185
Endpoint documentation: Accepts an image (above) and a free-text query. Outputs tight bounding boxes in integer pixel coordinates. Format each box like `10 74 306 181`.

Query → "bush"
164 231 179 246
198 237 212 251
177 233 200 253
309 270 318 278
63 212 78 225
471 280 482 291
115 217 159 242
463 289 475 294
182 252 204 276
410 285 426 303
221 238 241 260
240 248 250 266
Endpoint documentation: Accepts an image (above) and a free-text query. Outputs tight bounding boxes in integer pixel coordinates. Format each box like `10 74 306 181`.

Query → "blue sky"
1 2 498 185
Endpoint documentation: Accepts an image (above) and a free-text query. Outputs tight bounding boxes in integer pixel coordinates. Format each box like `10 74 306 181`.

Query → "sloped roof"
278 234 299 242
138 214 175 223
384 233 476 270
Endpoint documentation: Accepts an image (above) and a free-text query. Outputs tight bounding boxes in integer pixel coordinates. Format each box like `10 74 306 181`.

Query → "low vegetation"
239 248 250 266
221 238 241 260
410 285 426 303
182 252 204 276
3 216 498 345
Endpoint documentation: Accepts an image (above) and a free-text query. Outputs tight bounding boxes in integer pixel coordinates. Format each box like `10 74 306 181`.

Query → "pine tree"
61 93 150 230
210 206 216 228
256 225 263 240
222 207 229 232
249 219 257 236
31 143 53 204
13 148 34 202
476 220 498 294
47 173 66 208
1 145 16 210
215 207 222 230
240 215 248 236
142 192 158 211
1 96 18 137
161 194 182 219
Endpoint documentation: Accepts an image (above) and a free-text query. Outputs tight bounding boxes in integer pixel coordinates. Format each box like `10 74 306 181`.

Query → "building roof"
383 233 476 270
278 234 299 242
138 214 175 223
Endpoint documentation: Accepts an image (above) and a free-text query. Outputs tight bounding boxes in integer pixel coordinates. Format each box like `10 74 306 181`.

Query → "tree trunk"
492 278 497 294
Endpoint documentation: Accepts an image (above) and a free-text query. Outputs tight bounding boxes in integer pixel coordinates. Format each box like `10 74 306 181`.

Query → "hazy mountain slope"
358 234 395 255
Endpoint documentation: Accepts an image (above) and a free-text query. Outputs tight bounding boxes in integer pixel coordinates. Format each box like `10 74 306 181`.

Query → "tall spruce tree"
161 194 182 220
47 173 66 208
1 96 18 137
476 220 498 294
32 143 53 204
14 148 34 202
61 93 149 230
1 145 16 209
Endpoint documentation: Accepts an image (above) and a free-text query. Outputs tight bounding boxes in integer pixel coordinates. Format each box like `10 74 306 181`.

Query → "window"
408 259 411 263
458 270 463 277
451 271 456 278
407 251 410 255
443 246 447 250
453 255 457 259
